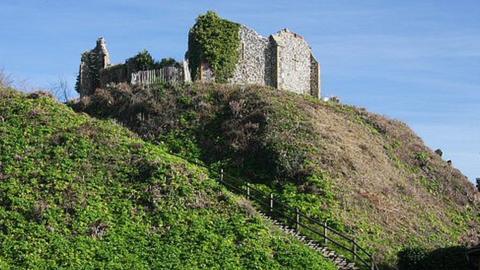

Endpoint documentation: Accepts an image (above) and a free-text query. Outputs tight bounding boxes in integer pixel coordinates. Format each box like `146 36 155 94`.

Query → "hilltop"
0 87 337 269
72 82 480 268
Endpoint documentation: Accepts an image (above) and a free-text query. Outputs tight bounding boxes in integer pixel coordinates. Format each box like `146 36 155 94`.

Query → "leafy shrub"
156 58 182 69
415 151 429 167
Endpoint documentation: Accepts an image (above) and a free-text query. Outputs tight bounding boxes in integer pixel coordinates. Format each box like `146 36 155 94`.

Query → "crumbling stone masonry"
194 26 321 98
77 16 321 99
77 38 191 97
76 37 111 98
271 29 319 97
229 26 272 86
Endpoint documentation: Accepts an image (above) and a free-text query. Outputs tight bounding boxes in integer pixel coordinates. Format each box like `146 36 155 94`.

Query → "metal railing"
217 169 379 270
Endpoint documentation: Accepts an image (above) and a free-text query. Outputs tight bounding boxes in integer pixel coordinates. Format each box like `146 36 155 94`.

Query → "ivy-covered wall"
75 51 102 97
75 38 111 97
186 11 241 83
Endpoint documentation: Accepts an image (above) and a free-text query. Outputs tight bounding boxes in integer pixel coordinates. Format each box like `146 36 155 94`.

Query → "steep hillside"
0 87 337 269
72 82 480 267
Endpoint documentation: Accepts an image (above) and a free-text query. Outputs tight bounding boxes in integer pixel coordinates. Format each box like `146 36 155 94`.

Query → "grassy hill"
72 82 480 267
0 87 337 269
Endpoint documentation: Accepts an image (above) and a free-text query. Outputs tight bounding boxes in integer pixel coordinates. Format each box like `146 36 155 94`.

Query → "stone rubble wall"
79 24 321 99
80 37 191 93
271 30 312 96
310 54 320 98
99 64 128 88
96 37 111 69
228 26 320 98
230 26 271 86
199 62 215 82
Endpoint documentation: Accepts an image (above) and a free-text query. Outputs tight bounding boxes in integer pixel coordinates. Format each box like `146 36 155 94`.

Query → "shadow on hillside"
397 246 469 270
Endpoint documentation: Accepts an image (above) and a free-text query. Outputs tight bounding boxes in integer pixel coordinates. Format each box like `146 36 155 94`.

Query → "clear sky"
1 0 479 181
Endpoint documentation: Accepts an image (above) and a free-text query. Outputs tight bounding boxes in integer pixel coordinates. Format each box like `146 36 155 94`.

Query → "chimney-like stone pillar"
96 37 111 69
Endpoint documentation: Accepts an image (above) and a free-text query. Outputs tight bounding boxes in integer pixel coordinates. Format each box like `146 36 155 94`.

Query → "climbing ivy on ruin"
187 11 240 83
75 51 101 94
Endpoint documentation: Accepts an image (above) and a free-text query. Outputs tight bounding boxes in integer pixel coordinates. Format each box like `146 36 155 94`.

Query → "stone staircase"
258 212 359 270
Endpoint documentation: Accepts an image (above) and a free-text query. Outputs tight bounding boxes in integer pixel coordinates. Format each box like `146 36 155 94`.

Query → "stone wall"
199 62 215 82
97 38 111 69
310 53 320 98
269 36 278 89
271 29 312 96
99 64 128 88
78 21 322 99
227 26 320 98
181 16 322 98
78 38 191 95
230 26 270 86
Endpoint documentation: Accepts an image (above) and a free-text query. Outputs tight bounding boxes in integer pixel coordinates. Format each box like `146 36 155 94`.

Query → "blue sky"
1 0 479 181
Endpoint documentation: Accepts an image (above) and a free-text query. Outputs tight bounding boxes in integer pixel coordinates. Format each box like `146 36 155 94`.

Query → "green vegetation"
187 11 241 82
415 151 429 167
75 51 101 93
0 87 337 269
157 58 182 69
124 51 182 73
126 49 156 73
72 82 480 268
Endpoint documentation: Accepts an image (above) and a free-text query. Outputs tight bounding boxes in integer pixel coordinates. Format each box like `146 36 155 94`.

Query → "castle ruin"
225 26 320 98
76 13 321 99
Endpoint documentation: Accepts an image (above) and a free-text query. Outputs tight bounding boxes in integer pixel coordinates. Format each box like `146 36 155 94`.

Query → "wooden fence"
218 169 379 270
130 66 185 85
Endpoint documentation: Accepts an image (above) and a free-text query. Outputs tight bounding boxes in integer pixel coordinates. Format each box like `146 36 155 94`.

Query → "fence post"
324 221 328 245
352 239 357 262
246 184 250 200
270 194 274 214
295 208 300 231
220 169 224 182
371 254 375 270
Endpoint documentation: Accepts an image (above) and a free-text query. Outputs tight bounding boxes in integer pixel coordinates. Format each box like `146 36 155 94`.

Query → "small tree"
126 50 155 73
156 58 181 69
50 76 71 102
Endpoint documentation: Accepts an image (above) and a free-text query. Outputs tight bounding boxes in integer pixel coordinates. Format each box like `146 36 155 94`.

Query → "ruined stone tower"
95 37 111 69
76 37 111 97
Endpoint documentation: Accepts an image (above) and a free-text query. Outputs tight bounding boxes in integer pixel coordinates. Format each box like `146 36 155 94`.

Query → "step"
249 202 359 269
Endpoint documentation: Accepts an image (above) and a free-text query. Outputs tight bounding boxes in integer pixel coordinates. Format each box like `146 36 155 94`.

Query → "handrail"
217 169 379 270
